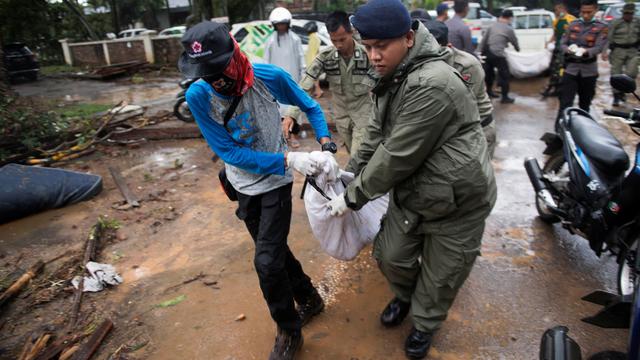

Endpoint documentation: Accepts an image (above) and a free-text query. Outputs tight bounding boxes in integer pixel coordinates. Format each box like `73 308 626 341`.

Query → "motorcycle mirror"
610 74 636 93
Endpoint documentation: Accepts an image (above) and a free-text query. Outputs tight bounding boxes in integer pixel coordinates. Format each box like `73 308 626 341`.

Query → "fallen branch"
70 319 113 360
19 333 51 360
163 272 207 294
109 125 202 141
33 334 83 360
68 222 103 330
0 261 44 309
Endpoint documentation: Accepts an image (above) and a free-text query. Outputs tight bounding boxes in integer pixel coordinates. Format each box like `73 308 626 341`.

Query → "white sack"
303 152 388 261
505 49 552 79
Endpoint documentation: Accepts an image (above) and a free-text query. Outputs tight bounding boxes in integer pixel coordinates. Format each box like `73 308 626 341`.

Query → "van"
512 9 555 51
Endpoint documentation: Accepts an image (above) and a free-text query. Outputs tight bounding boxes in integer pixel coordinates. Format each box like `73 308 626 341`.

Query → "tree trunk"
62 0 100 40
109 0 120 33
0 38 9 96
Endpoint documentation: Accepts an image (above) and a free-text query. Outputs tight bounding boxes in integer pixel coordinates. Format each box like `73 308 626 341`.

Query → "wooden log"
70 319 113 360
59 345 79 360
0 261 44 309
18 333 51 360
33 335 82 360
109 167 140 207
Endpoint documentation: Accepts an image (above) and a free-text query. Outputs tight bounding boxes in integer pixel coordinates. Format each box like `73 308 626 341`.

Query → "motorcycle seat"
568 114 629 175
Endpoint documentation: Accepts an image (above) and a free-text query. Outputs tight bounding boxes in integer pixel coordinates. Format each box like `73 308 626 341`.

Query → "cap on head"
410 8 432 22
623 3 635 14
423 19 449 46
351 0 411 40
436 3 449 15
501 9 514 18
269 7 292 25
178 21 235 79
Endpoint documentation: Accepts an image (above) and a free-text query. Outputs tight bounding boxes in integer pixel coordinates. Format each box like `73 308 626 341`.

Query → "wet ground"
1 64 637 359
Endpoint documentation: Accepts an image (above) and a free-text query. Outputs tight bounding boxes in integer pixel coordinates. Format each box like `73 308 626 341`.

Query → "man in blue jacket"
179 21 334 360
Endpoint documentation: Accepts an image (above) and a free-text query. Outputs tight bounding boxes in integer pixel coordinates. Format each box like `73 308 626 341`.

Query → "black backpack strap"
223 95 243 131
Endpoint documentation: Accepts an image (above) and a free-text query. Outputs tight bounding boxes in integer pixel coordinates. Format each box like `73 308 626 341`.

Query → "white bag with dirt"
303 152 389 261
505 49 552 78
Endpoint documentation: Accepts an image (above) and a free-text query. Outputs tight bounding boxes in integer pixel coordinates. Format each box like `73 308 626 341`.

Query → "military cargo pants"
610 47 639 96
336 115 367 155
373 204 484 333
482 116 496 159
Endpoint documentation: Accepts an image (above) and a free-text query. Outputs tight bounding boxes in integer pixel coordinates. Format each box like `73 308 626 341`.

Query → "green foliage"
55 103 112 119
40 65 83 76
0 96 71 160
98 215 121 230
155 294 187 308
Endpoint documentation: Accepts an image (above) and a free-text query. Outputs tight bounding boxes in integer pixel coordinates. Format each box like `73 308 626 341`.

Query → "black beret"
351 0 412 40
178 21 234 78
423 19 449 46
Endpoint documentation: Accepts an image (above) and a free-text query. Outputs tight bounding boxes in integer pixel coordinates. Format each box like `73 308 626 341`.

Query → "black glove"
321 141 338 154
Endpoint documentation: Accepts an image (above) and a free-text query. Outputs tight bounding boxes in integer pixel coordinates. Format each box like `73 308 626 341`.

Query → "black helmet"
303 21 318 34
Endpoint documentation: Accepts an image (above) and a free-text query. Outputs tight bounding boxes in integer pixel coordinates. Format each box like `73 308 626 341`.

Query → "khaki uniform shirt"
609 18 640 46
445 47 493 120
287 41 375 130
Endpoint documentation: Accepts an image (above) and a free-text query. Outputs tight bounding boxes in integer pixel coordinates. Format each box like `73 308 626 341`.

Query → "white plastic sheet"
505 49 552 78
303 152 389 261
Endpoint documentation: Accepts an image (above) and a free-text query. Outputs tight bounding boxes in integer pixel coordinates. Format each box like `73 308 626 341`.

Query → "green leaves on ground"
155 294 186 308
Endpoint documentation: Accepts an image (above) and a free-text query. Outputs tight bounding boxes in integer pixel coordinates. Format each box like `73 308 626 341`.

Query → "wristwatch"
321 141 338 154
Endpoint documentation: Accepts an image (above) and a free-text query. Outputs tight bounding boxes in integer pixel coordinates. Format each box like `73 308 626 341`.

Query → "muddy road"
0 65 635 359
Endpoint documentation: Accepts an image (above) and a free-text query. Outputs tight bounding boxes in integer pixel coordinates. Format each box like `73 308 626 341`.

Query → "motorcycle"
173 78 196 122
536 75 640 360
524 74 640 297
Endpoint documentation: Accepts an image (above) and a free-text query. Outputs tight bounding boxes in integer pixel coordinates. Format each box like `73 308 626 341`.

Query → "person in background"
286 11 375 156
179 21 335 360
265 7 305 83
480 9 520 103
608 3 640 106
557 0 608 118
446 0 475 55
421 18 497 158
304 21 323 98
436 3 450 22
327 1 497 358
542 2 576 97
265 7 306 148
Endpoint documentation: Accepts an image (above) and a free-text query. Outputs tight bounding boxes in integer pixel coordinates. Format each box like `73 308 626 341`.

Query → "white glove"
287 152 320 176
327 194 349 216
568 44 579 54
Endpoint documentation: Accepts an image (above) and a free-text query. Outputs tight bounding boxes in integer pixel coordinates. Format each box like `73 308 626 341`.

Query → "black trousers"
557 72 597 119
236 182 315 331
484 52 510 98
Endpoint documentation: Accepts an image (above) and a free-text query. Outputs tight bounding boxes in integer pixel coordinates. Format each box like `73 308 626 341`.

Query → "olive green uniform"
287 41 375 154
344 22 497 333
609 17 640 93
444 46 496 158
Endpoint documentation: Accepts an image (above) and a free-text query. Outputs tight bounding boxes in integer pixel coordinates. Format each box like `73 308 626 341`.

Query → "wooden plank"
70 319 113 360
68 223 102 329
109 167 140 207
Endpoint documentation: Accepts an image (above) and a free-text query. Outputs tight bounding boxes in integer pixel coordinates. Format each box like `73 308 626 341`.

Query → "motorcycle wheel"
618 236 639 296
536 151 565 223
174 98 194 122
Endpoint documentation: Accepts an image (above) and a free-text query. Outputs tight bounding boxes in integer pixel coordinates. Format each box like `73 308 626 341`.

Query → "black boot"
501 96 515 104
380 297 410 327
297 289 324 326
269 327 303 360
404 327 433 359
487 91 500 98
613 94 621 107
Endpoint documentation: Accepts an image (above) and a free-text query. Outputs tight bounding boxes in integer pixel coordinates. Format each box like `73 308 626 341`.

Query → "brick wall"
152 37 182 67
69 44 106 67
107 40 146 64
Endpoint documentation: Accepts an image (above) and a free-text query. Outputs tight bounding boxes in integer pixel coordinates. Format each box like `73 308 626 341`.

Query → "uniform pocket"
398 182 458 221
432 243 480 289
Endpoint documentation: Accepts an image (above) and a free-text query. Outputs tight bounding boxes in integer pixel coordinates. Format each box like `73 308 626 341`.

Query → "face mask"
559 11 565 17
204 74 236 94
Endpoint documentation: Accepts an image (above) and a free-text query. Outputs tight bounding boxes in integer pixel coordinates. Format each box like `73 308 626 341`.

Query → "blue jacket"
186 63 331 176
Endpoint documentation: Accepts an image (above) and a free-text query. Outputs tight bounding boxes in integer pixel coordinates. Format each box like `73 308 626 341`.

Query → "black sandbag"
0 163 103 224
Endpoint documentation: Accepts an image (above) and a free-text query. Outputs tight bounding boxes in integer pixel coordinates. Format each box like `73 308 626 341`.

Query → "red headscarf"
222 36 254 96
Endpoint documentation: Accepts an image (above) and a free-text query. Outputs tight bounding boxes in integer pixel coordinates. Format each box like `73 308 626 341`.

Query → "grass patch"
55 103 112 119
40 65 82 76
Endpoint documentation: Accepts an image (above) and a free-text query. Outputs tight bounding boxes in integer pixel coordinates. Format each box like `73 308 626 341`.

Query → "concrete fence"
59 35 183 68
